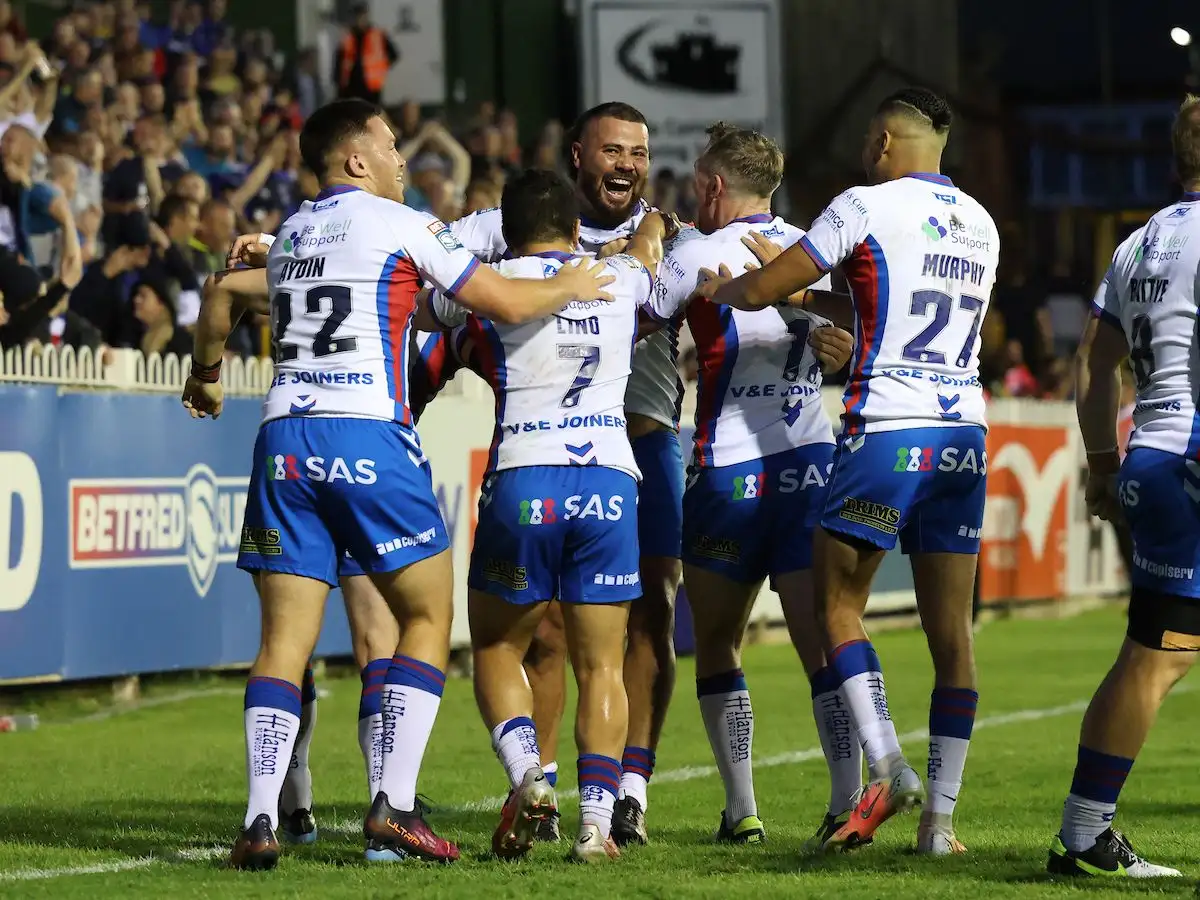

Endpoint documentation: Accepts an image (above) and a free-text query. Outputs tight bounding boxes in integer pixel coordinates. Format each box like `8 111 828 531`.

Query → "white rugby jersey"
1093 196 1200 457
646 215 834 468
264 185 480 425
451 200 683 429
799 174 1000 435
429 250 651 478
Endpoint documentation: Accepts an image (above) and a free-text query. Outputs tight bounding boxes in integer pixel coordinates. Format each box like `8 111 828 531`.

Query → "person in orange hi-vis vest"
336 2 398 105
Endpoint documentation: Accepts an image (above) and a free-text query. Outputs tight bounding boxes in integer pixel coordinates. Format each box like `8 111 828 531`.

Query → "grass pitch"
1 605 1197 898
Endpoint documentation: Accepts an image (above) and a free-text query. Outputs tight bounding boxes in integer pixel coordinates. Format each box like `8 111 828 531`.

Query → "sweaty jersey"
1093 196 1200 457
264 185 480 425
799 174 1000 435
451 200 683 429
430 250 652 479
646 215 834 468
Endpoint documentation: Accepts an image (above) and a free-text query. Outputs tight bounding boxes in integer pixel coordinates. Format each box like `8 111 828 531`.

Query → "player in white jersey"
420 169 667 863
1044 99 1200 882
181 99 614 870
348 102 682 844
640 123 858 847
703 89 998 855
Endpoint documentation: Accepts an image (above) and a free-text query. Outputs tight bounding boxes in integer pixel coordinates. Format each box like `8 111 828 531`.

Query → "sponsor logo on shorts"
519 498 557 525
731 473 764 500
483 558 529 590
893 446 987 475
1132 550 1195 581
269 454 378 485
240 525 282 556
375 527 437 556
69 465 247 597
838 497 901 535
690 534 741 563
593 571 640 586
519 493 626 524
957 525 983 540
894 447 934 472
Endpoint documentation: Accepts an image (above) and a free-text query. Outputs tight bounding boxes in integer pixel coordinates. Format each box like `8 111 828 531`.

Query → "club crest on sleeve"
427 219 464 251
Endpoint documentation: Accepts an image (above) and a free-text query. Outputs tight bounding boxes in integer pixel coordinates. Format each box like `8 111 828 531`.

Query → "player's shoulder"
453 206 503 231
498 253 558 279
1110 225 1148 271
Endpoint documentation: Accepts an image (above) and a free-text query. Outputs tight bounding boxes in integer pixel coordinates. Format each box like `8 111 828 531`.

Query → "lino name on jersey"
239 184 481 587
645 213 835 580
798 174 997 555
429 249 653 604
1093 197 1200 598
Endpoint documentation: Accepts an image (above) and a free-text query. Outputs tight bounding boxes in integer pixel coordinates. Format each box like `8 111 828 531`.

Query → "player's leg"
230 419 338 870
340 566 402 804
681 461 771 844
525 600 567 794
815 432 926 852
277 650 319 844
766 444 866 850
896 427 988 855
1048 448 1193 879
614 429 684 847
467 466 566 859
319 420 458 863
557 467 640 864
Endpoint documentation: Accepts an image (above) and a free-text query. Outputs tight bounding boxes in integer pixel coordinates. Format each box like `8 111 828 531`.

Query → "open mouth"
601 174 634 204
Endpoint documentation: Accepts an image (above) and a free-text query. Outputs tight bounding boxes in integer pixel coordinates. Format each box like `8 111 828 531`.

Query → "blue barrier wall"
0 386 352 682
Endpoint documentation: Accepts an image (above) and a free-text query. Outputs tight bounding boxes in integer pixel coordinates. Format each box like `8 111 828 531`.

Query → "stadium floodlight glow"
1171 27 1192 47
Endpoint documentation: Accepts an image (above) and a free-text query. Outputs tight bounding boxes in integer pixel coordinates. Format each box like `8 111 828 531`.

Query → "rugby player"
422 168 670 862
641 123 857 846
701 88 999 854
182 98 614 870
1044 98 1200 880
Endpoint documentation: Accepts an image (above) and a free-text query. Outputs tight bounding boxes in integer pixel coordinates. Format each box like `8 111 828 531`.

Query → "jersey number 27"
902 289 985 367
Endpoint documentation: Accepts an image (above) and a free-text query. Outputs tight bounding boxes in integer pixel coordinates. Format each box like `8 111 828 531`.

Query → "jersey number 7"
558 343 601 408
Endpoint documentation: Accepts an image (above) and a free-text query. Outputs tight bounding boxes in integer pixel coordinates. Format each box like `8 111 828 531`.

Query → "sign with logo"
980 423 1072 602
580 0 783 174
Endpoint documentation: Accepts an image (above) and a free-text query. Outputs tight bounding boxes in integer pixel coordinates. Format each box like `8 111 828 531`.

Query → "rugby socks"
810 666 864 817
543 760 559 788
491 716 542 790
243 676 302 830
1061 746 1134 852
619 747 655 810
280 665 317 814
578 754 621 838
829 640 903 780
697 668 757 822
358 658 389 802
376 655 446 812
926 687 978 818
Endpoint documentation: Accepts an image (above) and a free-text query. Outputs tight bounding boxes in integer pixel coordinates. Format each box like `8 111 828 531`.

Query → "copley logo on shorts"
69 464 248 597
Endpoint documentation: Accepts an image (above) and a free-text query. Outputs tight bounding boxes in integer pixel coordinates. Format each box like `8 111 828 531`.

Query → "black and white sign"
580 0 782 173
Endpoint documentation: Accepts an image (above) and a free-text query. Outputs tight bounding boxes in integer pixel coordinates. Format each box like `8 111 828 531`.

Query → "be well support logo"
69 464 248 597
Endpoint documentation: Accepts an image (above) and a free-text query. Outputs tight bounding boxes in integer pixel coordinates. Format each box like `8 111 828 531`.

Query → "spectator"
0 245 90 352
130 271 191 358
293 47 324 119
102 114 168 241
203 42 241 99
1001 338 1040 397
52 68 103 136
0 124 81 284
0 41 59 141
464 177 502 214
171 169 210 206
335 2 396 105
0 1 26 44
70 214 154 346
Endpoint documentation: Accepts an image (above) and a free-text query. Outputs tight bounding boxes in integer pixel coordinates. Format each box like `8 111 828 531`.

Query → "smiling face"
572 116 649 227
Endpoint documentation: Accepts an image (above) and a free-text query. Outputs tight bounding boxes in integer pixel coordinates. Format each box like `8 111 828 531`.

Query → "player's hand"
227 233 272 269
553 258 616 301
181 375 224 419
596 237 630 258
1083 470 1121 522
693 264 734 300
810 325 854 372
742 230 783 267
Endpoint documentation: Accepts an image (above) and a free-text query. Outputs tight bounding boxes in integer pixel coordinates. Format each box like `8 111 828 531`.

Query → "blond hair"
697 122 784 198
1172 94 1200 183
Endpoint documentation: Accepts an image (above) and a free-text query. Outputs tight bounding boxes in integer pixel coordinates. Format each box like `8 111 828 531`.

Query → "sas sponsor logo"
69 464 248 597
518 493 625 524
893 446 987 474
268 455 378 484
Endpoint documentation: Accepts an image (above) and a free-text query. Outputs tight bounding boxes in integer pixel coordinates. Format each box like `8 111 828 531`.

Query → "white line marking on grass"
0 849 223 882
69 688 244 724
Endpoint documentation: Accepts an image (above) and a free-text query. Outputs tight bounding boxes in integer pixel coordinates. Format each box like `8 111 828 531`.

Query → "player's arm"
413 287 468 333
739 230 854 324
707 190 869 311
624 211 679 274
1075 270 1127 521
